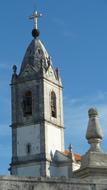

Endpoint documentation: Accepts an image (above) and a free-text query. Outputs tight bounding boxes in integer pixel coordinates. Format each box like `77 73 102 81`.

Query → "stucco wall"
44 78 64 127
17 124 40 156
46 123 62 155
0 176 107 190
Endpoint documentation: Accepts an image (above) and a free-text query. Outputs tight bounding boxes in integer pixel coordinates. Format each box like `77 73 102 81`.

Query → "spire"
20 11 52 74
29 10 42 38
86 108 103 152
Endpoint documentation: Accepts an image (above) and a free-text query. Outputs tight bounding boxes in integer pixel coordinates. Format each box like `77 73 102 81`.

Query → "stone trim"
11 76 62 89
11 153 51 165
0 175 107 185
51 160 72 167
74 167 107 179
12 128 17 157
43 77 63 89
11 119 64 129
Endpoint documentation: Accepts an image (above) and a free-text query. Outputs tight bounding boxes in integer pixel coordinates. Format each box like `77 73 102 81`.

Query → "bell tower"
10 11 64 177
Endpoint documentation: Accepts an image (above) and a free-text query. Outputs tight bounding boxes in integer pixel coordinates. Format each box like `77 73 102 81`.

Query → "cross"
29 11 42 30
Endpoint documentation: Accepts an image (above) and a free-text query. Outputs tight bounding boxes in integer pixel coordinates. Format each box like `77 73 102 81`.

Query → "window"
51 91 57 118
26 143 31 154
22 91 32 116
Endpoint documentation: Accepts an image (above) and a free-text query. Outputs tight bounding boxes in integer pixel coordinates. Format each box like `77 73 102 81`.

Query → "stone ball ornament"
88 108 98 118
32 29 40 38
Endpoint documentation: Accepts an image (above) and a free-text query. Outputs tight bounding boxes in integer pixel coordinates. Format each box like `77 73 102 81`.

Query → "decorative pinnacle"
68 144 72 153
88 108 98 118
29 11 42 30
12 65 17 74
86 108 103 152
68 144 75 162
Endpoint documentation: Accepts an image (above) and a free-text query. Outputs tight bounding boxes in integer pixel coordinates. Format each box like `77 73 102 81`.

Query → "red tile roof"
63 150 81 161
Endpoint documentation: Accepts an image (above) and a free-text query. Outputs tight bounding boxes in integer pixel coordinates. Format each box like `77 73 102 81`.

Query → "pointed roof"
19 10 53 75
20 38 51 74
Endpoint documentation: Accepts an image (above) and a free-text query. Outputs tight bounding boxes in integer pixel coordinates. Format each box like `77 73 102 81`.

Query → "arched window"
26 143 31 154
51 91 57 118
22 91 32 116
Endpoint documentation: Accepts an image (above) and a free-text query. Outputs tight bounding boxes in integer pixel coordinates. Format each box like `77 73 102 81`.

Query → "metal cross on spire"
29 11 42 30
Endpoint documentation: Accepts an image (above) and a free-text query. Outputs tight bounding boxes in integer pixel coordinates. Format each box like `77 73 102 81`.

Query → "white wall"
17 124 40 157
46 124 62 155
44 78 64 128
44 78 64 154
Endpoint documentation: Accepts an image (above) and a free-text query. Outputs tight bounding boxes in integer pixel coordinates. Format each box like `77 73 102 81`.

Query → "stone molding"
11 119 64 129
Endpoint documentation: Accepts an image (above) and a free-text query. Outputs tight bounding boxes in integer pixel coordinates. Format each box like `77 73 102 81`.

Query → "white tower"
10 11 64 177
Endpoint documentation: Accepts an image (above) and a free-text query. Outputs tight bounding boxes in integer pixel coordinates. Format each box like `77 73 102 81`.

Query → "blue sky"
1 0 107 174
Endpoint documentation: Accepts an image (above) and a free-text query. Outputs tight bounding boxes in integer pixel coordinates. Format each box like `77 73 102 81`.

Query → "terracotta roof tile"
63 150 81 161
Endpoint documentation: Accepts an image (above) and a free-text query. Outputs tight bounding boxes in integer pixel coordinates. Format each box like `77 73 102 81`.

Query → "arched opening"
26 143 31 154
22 91 32 116
51 91 57 118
